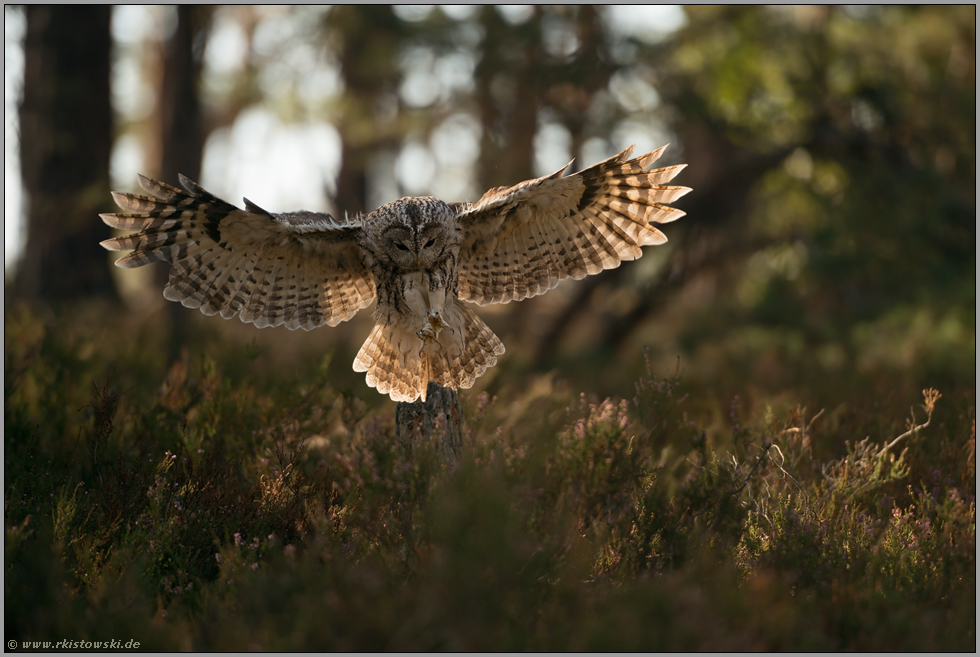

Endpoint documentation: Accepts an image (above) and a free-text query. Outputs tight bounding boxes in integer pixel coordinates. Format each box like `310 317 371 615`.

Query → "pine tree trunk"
15 6 115 301
154 5 212 362
328 5 403 217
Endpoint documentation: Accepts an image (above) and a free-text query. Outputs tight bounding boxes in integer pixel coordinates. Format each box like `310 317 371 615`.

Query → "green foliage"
641 5 976 407
5 305 974 651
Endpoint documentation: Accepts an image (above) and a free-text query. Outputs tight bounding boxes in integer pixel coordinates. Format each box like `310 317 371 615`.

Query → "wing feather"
236 257 268 326
583 214 621 270
243 257 285 329
552 209 591 281
512 212 544 296
536 213 567 279
101 175 376 330
502 222 523 301
163 245 226 305
280 256 304 331
455 145 691 305
522 211 561 297
199 250 243 316
220 249 260 320
588 208 641 261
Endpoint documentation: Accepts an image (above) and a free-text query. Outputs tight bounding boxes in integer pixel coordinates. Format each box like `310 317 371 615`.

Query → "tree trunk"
327 5 403 216
395 382 463 470
474 6 540 191
157 5 210 187
15 6 115 301
154 5 212 362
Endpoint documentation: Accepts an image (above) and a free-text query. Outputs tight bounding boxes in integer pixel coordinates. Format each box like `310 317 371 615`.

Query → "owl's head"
366 196 460 270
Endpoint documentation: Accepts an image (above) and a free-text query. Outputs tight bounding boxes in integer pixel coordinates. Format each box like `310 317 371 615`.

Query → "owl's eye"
423 238 436 248
395 243 410 251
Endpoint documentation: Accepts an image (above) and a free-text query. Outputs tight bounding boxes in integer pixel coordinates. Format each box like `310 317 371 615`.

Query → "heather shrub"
5 305 975 650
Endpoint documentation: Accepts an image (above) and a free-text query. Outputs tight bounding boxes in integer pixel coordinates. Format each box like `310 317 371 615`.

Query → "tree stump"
395 381 463 469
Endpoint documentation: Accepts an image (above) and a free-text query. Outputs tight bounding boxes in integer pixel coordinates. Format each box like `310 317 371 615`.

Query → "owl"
100 145 691 402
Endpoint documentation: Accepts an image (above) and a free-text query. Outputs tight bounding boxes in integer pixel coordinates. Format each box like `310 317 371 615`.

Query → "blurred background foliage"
3 4 976 651
4 5 974 403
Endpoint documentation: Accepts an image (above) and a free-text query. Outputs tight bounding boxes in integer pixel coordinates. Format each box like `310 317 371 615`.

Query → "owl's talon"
416 326 437 358
427 311 446 329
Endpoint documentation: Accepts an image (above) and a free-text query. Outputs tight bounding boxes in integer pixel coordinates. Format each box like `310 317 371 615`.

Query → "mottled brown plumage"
101 145 690 402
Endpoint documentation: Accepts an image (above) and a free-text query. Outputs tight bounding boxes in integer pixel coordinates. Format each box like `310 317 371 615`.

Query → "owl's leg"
416 313 438 345
400 273 432 340
417 326 437 357
423 274 454 338
406 279 438 354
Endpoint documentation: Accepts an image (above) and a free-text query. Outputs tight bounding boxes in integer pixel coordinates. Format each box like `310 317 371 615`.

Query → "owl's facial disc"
379 224 421 269
373 197 457 271
417 224 443 254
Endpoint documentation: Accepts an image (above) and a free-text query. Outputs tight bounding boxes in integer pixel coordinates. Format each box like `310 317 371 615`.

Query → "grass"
4 301 975 651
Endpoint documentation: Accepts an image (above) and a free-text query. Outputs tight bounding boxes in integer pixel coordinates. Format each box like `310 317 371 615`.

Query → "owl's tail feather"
353 323 425 403
353 304 504 403
427 303 505 394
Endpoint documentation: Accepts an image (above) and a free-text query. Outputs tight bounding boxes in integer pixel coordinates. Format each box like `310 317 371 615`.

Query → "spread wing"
100 175 376 331
454 145 691 306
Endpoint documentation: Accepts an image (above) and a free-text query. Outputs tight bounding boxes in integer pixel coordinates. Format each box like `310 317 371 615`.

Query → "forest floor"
5 300 975 651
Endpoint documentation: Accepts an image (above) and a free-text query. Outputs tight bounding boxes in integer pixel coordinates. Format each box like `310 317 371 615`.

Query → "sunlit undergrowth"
5 304 975 651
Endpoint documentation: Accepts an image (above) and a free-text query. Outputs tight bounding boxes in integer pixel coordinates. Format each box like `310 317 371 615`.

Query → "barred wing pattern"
100 175 375 331
99 144 689 402
454 145 691 306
